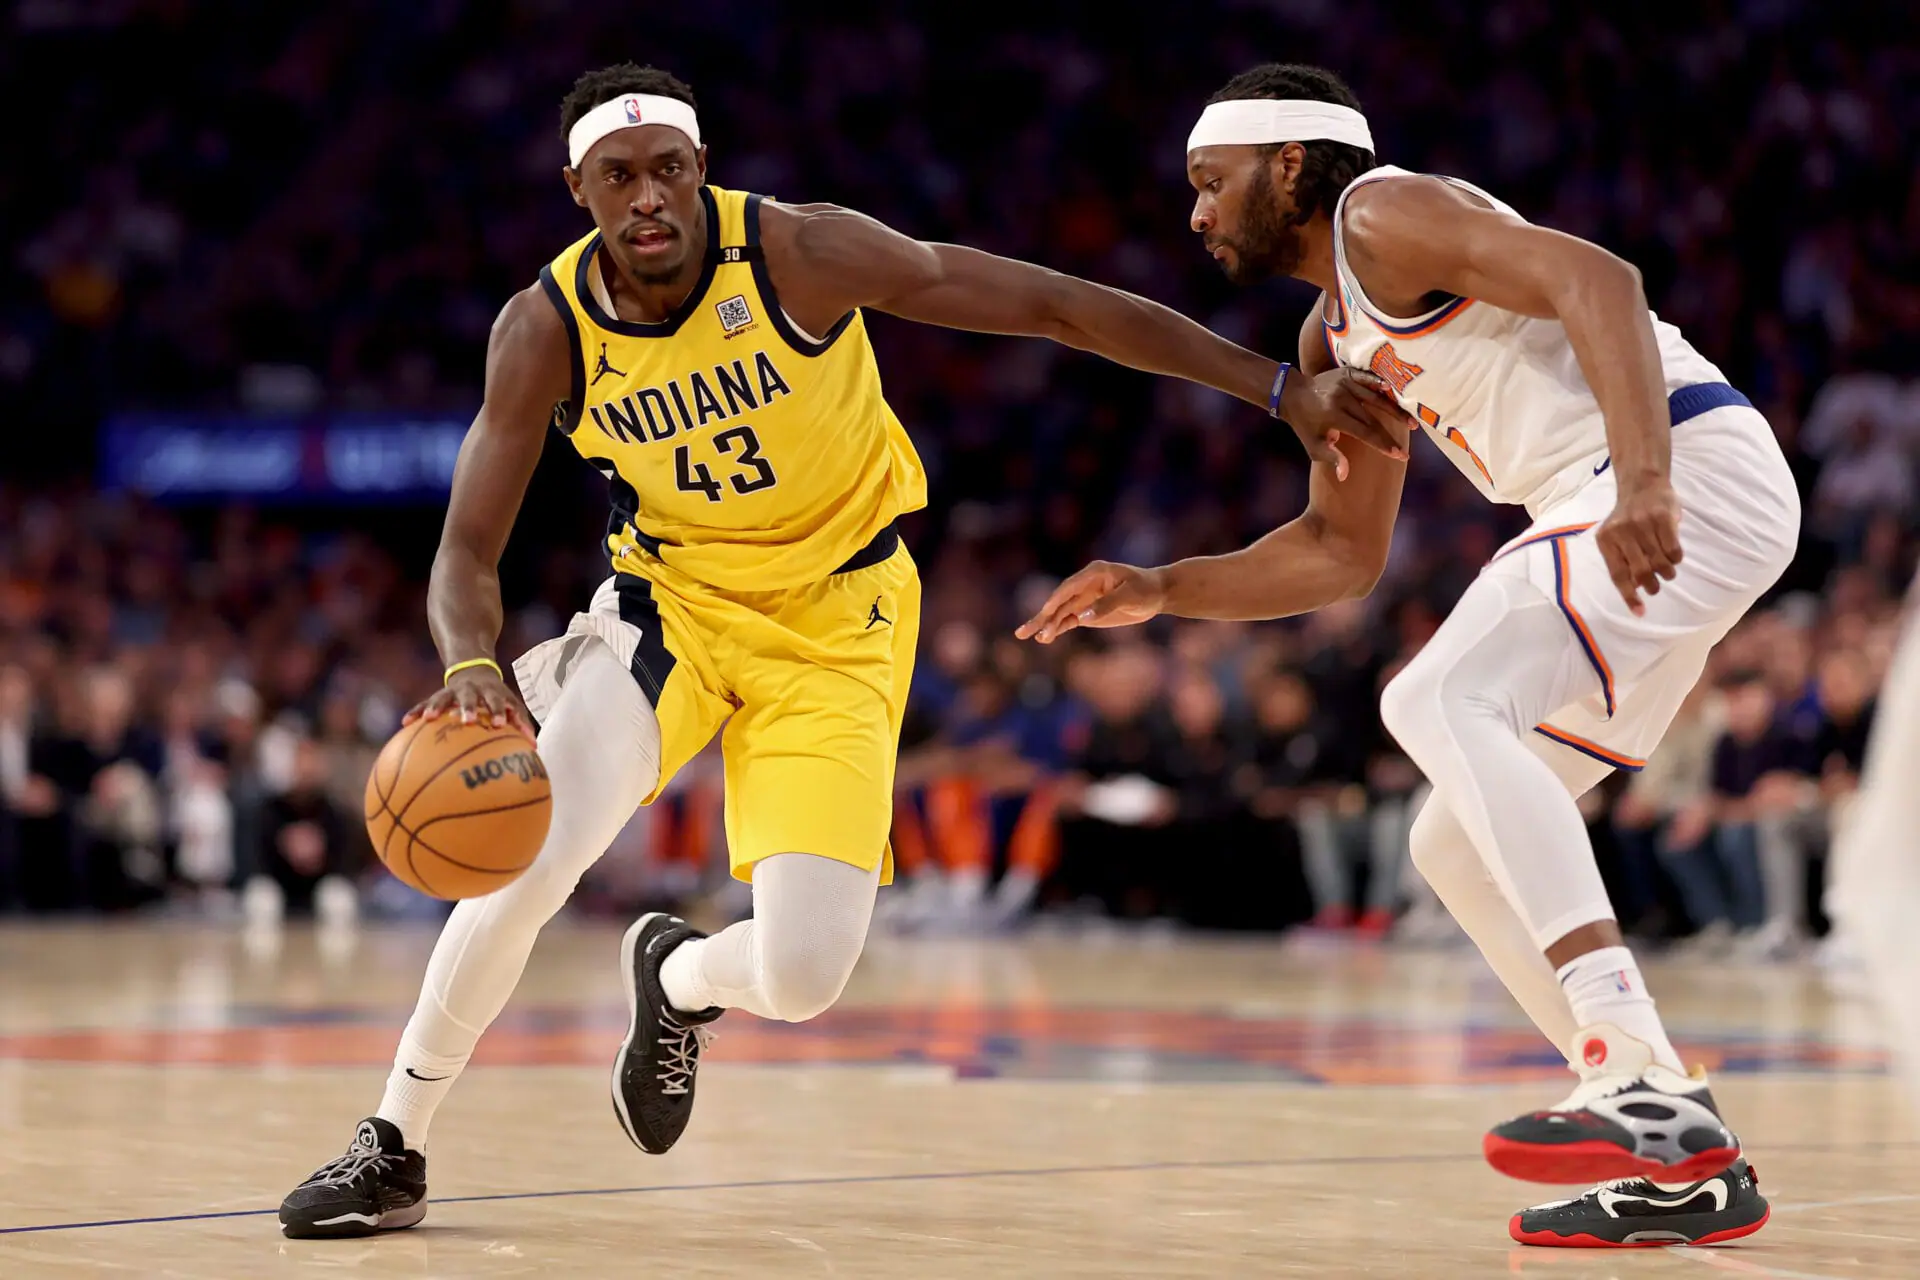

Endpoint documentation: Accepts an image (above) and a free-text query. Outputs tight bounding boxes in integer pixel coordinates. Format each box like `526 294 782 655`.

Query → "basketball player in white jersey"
1020 64 1795 1248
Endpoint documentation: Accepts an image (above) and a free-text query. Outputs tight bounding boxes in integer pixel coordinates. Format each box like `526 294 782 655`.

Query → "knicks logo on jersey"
585 350 792 447
1368 342 1423 395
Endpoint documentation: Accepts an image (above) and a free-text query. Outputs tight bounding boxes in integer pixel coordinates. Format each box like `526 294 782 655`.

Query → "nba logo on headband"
568 92 703 167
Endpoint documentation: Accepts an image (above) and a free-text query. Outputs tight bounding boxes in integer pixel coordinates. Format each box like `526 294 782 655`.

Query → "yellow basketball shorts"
520 525 919 883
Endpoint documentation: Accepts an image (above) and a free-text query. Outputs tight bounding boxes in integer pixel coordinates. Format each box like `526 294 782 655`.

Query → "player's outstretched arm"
1018 315 1406 642
414 286 571 735
1340 179 1681 614
758 201 1409 476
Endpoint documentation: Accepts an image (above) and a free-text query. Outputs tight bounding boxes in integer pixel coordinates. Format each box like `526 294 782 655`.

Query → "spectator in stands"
242 735 357 929
1748 646 1879 960
1690 678 1780 955
1610 679 1724 942
1054 642 1177 920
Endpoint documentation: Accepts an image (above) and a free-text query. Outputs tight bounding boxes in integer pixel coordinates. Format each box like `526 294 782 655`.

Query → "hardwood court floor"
0 919 1914 1277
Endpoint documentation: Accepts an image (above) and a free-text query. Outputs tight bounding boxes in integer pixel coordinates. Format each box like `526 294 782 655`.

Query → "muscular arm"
1157 305 1404 620
1017 310 1404 641
758 200 1277 409
1342 178 1669 490
427 287 570 673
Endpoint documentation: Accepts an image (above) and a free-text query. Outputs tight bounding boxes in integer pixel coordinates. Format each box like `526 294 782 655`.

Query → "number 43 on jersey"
675 425 778 501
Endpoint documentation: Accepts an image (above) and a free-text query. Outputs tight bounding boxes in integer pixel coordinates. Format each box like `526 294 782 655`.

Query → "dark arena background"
1 2 1916 1275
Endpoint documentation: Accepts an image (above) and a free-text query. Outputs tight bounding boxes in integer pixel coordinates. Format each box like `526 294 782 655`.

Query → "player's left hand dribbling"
403 670 535 743
1596 478 1683 616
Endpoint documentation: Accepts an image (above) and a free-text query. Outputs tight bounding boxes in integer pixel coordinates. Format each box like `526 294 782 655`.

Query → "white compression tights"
377 639 661 1147
374 639 881 1149
1407 742 1611 1061
1380 571 1617 952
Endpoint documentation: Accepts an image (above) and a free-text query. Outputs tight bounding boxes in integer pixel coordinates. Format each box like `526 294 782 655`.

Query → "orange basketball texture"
364 716 552 900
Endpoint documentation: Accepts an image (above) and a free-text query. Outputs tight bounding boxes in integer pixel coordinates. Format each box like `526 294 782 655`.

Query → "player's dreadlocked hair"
560 63 698 149
1207 64 1375 225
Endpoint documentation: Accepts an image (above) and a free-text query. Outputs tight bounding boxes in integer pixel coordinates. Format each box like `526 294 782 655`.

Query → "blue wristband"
1268 362 1293 418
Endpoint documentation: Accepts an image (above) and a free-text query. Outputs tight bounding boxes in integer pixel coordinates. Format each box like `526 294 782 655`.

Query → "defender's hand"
1596 478 1683 616
1283 368 1414 480
1015 562 1168 644
405 667 533 741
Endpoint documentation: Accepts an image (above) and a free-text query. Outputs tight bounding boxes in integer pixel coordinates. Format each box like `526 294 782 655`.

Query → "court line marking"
3 1141 1914 1237
1671 1246 1849 1280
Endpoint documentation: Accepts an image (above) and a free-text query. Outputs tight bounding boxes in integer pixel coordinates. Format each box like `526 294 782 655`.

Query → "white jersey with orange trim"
1323 165 1728 517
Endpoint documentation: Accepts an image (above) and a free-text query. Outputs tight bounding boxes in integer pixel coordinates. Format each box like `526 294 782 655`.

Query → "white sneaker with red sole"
1484 1023 1740 1184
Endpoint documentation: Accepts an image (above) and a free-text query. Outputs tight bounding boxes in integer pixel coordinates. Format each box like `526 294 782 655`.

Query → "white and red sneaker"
1485 1024 1740 1184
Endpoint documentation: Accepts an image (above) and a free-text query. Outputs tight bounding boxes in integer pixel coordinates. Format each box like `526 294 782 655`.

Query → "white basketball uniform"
1325 165 1801 771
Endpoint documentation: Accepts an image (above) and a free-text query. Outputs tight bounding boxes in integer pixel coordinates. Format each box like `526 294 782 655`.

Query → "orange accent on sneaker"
1583 1038 1608 1068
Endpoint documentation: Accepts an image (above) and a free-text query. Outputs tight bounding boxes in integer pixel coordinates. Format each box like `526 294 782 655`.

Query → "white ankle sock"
1556 946 1685 1073
659 936 716 1013
375 1038 471 1151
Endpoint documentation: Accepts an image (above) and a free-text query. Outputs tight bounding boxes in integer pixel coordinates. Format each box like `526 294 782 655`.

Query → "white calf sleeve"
1380 572 1616 949
1410 741 1612 1063
663 853 881 1022
378 639 661 1146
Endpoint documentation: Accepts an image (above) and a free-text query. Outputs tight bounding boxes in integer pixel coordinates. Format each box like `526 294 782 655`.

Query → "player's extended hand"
1015 561 1168 644
1283 368 1415 480
405 666 534 742
1596 477 1683 617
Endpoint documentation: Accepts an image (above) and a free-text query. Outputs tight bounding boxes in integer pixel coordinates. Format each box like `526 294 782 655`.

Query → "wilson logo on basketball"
1582 1038 1608 1068
460 751 549 791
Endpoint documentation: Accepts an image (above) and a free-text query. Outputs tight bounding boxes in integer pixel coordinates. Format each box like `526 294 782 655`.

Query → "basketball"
363 715 552 899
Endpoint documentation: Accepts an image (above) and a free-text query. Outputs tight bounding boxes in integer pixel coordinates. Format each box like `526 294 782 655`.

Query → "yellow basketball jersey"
537 185 926 591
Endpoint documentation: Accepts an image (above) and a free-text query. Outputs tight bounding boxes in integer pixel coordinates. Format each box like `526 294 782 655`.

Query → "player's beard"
1218 164 1305 285
617 241 690 286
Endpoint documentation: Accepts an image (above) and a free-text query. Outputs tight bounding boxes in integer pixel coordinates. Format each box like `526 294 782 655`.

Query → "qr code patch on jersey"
715 294 754 332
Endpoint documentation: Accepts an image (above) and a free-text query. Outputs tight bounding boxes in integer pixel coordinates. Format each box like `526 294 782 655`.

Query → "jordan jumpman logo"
865 597 891 629
591 343 626 386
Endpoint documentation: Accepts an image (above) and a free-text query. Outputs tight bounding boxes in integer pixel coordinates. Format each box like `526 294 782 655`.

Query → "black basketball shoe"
278 1117 427 1239
612 912 723 1154
1485 1023 1740 1184
1510 1158 1770 1247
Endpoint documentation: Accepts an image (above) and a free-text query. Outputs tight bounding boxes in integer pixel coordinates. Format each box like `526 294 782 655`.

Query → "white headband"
567 93 702 168
1186 99 1373 154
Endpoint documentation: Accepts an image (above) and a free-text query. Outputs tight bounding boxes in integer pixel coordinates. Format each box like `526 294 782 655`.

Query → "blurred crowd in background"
2 3 1915 959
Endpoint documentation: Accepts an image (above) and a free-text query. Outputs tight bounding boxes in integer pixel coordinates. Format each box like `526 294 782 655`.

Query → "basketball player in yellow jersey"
277 63 1410 1238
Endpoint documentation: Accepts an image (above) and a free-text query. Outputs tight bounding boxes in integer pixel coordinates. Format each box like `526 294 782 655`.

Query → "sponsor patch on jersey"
715 294 755 335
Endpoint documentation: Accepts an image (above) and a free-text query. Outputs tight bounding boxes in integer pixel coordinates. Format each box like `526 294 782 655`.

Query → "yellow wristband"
444 656 503 685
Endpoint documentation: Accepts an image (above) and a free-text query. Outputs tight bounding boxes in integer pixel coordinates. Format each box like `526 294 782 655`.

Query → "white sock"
1557 946 1684 1073
376 1035 473 1151
659 936 717 1014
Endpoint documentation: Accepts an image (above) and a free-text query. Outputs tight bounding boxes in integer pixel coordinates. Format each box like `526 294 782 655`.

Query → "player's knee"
1379 659 1446 763
491 844 586 924
756 935 863 1023
757 962 854 1023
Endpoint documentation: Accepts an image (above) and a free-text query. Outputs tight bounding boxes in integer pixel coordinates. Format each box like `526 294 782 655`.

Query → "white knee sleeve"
684 853 880 1023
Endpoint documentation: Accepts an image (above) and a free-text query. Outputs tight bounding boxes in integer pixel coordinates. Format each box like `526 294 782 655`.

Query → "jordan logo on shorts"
591 343 626 386
865 597 891 630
